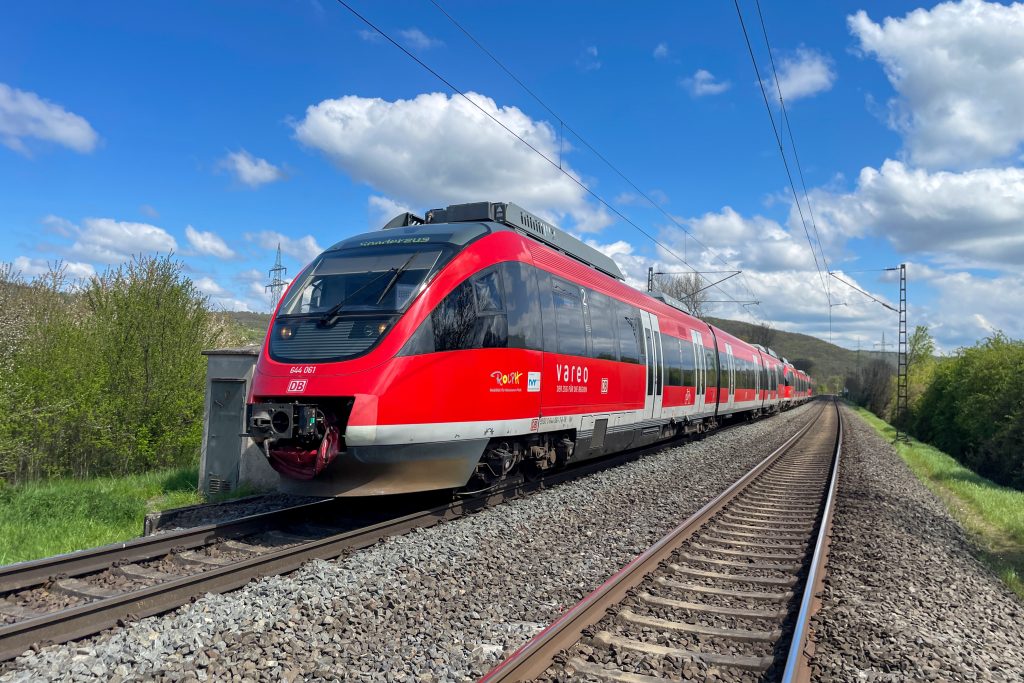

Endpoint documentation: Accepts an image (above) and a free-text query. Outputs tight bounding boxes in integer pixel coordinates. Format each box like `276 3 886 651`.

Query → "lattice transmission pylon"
265 243 287 307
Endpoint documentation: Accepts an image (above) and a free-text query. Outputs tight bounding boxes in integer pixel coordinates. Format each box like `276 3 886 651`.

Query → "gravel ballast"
1 405 816 682
810 405 1024 681
146 494 326 534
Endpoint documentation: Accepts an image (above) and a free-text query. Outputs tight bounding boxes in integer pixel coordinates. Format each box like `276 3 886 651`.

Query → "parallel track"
0 404 817 664
482 398 841 682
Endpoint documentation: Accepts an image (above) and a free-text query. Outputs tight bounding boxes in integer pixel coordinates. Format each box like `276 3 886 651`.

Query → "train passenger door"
754 355 762 409
725 344 735 411
640 311 663 421
690 330 706 415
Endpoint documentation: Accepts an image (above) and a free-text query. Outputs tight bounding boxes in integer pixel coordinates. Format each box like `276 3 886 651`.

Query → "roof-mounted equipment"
422 201 625 280
649 290 693 315
382 212 426 229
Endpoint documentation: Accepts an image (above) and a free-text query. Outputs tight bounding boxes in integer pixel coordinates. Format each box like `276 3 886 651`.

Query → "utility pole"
895 263 909 443
874 331 891 358
647 266 654 293
265 243 287 307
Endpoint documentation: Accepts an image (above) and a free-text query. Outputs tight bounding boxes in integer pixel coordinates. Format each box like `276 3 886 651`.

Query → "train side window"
588 291 619 361
474 269 503 312
501 261 542 350
705 347 718 386
470 268 507 348
536 269 558 353
552 278 587 357
430 279 476 352
616 303 641 364
680 337 696 386
665 334 683 386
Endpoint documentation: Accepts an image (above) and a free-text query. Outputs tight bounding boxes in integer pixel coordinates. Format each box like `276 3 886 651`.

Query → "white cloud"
681 207 820 273
219 150 286 187
194 276 228 297
368 195 413 228
578 46 601 71
185 225 235 258
140 204 159 218
248 230 323 265
813 160 1024 268
398 28 443 50
682 69 731 96
0 82 98 154
41 214 75 237
653 42 669 59
899 265 1024 350
768 48 835 101
849 0 1024 168
13 256 94 280
68 217 178 263
293 91 612 232
194 275 256 311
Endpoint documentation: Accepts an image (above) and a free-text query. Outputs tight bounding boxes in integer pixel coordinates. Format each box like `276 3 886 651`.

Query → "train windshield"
277 246 447 317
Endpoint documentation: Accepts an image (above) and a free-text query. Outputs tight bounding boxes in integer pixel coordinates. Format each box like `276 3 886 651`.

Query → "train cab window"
552 278 587 357
588 292 619 361
499 261 542 350
616 303 641 364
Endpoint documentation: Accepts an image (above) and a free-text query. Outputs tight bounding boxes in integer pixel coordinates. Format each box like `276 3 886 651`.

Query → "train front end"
246 221 490 496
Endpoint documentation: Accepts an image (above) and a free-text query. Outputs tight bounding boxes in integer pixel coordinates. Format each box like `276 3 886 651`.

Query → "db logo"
286 379 307 393
601 378 609 394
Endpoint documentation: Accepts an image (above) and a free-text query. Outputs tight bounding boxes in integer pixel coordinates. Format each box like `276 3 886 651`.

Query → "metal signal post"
895 263 909 444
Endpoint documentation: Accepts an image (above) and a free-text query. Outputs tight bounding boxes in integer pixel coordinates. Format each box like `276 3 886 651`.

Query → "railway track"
0 403 818 665
482 398 841 683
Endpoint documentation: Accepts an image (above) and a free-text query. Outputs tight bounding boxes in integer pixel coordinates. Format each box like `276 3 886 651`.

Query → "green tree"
914 334 1024 489
0 255 224 482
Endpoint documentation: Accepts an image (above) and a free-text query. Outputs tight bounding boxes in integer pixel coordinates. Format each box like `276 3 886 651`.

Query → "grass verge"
0 467 207 566
852 405 1024 598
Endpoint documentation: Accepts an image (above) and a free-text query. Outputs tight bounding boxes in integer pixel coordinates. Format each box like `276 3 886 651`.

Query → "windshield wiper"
316 267 397 327
374 253 418 306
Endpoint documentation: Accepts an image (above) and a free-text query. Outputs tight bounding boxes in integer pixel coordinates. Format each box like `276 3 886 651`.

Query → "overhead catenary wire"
753 0 832 296
829 272 898 313
332 0 754 308
426 0 763 311
732 0 831 305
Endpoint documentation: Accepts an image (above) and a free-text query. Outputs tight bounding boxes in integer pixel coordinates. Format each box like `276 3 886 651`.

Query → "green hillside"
706 316 890 387
219 311 272 346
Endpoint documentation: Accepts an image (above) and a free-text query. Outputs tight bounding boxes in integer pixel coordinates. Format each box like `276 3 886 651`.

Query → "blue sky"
3 0 1023 353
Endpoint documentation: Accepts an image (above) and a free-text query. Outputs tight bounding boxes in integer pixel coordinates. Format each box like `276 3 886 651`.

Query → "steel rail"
479 399 832 682
781 401 843 682
0 498 338 593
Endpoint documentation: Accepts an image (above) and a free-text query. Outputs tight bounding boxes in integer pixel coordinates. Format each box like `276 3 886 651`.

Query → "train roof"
339 201 626 281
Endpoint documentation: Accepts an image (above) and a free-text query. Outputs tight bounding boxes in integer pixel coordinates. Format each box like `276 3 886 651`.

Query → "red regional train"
247 201 814 496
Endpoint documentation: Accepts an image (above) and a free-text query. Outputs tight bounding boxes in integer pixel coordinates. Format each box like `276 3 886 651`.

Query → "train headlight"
279 326 294 339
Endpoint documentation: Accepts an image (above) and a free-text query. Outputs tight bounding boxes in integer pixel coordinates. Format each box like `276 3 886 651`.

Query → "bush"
0 255 224 482
914 334 1024 490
